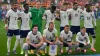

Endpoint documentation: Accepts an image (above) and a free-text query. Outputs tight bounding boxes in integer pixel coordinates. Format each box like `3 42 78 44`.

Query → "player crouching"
59 25 73 54
23 25 47 56
75 27 91 53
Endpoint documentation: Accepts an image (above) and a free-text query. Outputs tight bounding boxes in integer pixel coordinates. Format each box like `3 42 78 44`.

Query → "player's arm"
37 33 43 47
76 33 86 45
86 33 90 44
43 30 52 44
92 12 96 28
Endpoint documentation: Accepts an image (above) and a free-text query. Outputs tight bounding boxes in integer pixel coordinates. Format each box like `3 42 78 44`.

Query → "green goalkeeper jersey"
30 7 45 33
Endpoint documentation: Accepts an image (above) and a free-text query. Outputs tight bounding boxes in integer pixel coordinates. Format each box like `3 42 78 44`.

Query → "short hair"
49 22 54 26
73 2 78 6
23 3 28 8
85 4 91 8
32 25 38 28
11 2 18 6
64 25 70 28
51 5 56 10
81 27 86 29
63 3 69 6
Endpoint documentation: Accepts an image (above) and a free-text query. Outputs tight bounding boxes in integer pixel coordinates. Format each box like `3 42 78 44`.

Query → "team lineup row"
4 2 96 56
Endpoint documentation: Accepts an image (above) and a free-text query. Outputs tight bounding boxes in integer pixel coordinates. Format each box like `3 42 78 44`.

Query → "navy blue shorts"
63 43 68 47
86 28 96 36
79 43 85 47
28 45 36 50
60 27 64 32
20 30 30 38
70 26 80 34
7 29 20 37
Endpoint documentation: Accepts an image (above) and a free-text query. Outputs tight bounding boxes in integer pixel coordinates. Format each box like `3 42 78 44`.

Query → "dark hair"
63 3 69 6
11 2 18 6
23 3 28 8
32 25 38 28
51 5 56 10
73 2 78 6
81 27 86 29
85 4 91 8
49 22 54 26
64 25 69 28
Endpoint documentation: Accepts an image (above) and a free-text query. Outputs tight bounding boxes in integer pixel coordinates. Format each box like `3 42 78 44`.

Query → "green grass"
0 19 100 56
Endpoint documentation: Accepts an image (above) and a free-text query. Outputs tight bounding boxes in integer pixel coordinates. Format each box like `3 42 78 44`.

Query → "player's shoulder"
37 31 42 35
28 31 32 35
69 31 72 34
77 32 81 35
7 9 12 13
61 30 64 33
85 32 88 36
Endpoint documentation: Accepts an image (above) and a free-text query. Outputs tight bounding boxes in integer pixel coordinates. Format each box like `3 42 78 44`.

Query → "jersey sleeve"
43 10 47 19
6 11 10 18
60 31 63 38
27 31 31 38
29 12 32 18
38 32 42 39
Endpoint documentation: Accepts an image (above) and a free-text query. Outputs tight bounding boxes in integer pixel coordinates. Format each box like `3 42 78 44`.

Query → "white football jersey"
27 31 42 44
68 8 83 26
60 10 69 27
20 12 32 30
43 28 57 41
60 30 72 42
76 32 90 45
6 9 19 30
83 11 96 28
43 10 55 28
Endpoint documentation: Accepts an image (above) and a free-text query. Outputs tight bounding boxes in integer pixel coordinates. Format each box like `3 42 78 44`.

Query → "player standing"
83 4 96 52
19 4 32 54
4 3 20 55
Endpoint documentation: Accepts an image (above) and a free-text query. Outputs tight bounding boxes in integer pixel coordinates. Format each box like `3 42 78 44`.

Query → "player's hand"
50 42 54 45
35 44 40 48
5 25 8 31
32 44 36 48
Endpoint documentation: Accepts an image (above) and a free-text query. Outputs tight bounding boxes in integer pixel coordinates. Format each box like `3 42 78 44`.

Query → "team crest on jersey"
75 14 78 17
36 36 39 40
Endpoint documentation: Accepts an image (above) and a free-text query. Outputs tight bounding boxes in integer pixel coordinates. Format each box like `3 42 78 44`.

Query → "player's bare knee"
23 43 29 51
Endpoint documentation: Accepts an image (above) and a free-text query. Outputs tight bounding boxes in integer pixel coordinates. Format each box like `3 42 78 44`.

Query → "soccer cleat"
36 53 40 56
7 52 10 55
25 53 28 56
91 48 96 52
39 50 45 55
20 50 24 54
60 49 63 53
12 50 17 54
30 50 34 54
84 49 87 53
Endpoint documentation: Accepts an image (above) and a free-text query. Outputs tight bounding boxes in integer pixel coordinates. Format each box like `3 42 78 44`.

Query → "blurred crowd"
0 0 100 20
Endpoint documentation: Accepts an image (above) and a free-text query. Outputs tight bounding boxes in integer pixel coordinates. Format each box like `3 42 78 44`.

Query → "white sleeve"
27 32 31 38
6 11 10 18
43 11 47 19
43 29 46 37
86 33 90 44
38 32 42 38
76 33 85 45
70 31 73 38
60 31 63 38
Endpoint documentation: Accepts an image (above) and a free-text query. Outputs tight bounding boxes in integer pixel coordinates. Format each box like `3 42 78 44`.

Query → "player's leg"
38 42 47 55
23 43 29 56
56 41 63 54
83 44 91 53
7 30 13 55
13 29 20 54
20 30 30 54
90 28 96 52
67 42 73 54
